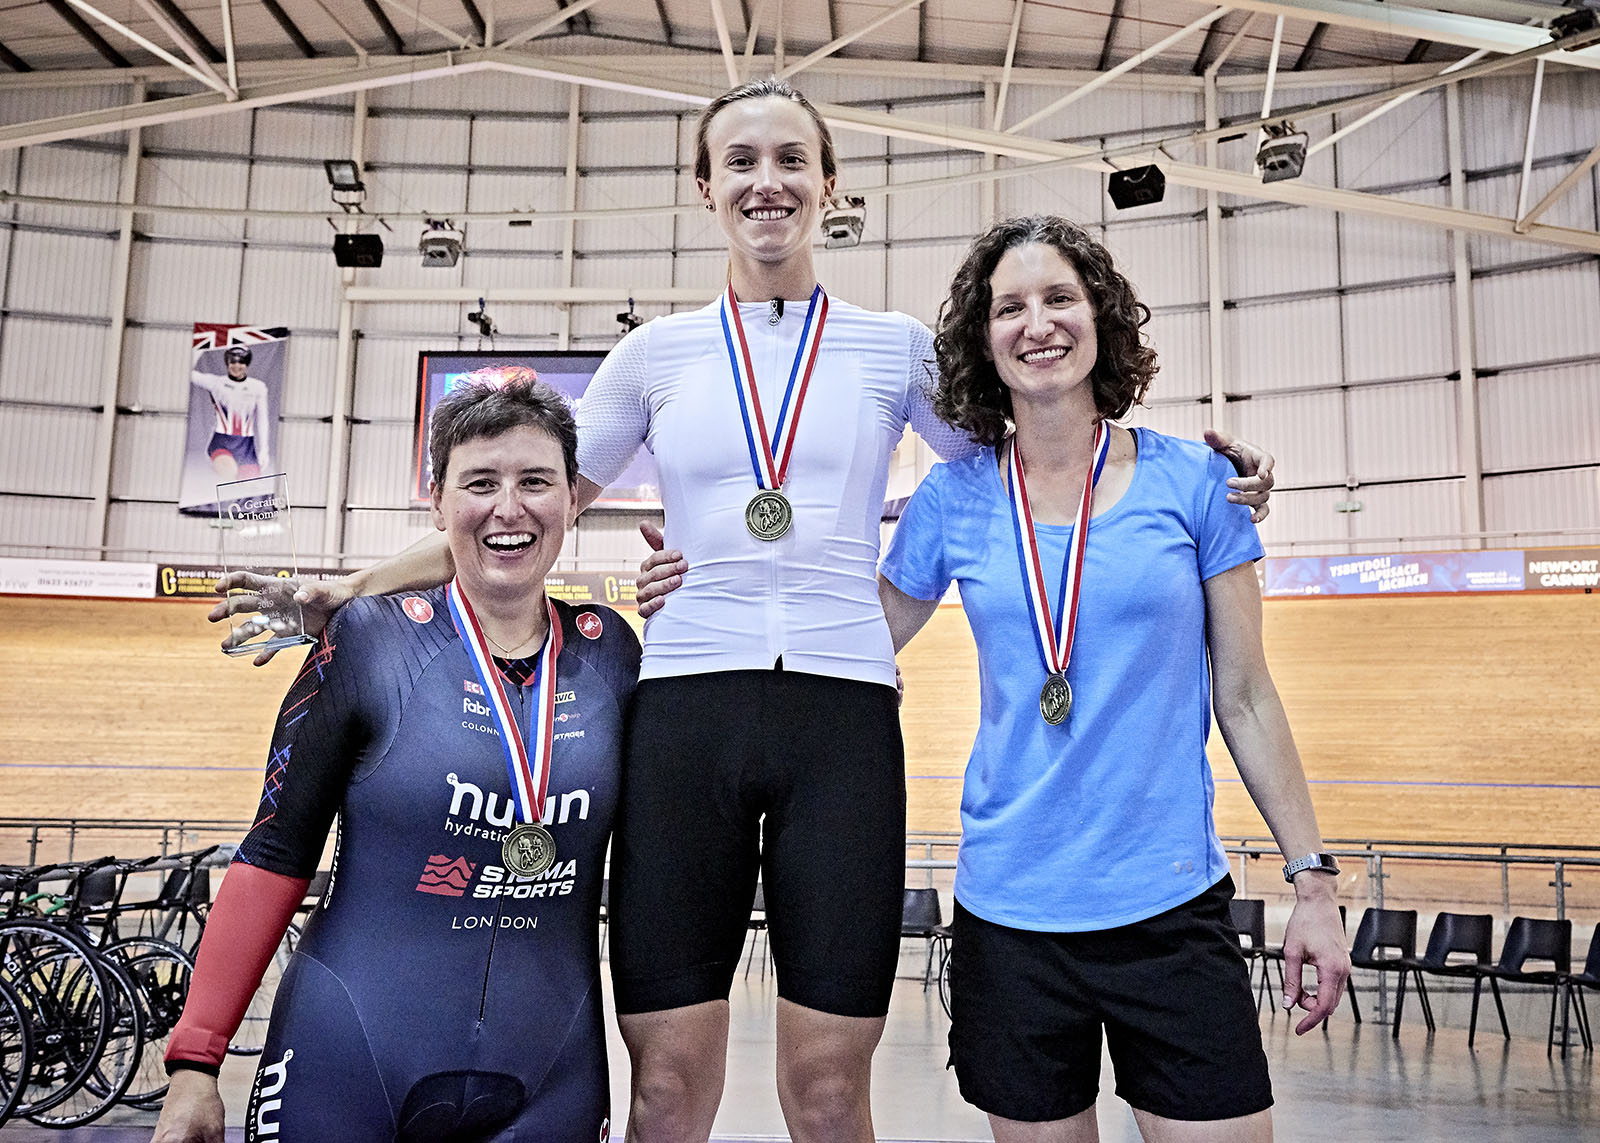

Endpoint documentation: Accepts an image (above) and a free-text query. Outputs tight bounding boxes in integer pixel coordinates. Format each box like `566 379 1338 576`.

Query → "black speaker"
1107 164 1166 210
333 233 384 268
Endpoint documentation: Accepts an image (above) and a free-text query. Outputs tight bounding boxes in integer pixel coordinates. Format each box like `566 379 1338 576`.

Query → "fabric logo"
403 596 434 623
415 855 475 896
576 611 603 639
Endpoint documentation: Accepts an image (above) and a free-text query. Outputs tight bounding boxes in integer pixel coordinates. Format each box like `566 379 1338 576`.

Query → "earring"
705 203 715 212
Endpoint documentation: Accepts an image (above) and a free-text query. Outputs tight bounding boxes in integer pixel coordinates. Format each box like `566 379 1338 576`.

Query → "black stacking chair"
1229 898 1283 1012
1478 917 1574 1057
1404 912 1500 1043
1346 908 1424 1037
1565 927 1598 1052
901 888 944 990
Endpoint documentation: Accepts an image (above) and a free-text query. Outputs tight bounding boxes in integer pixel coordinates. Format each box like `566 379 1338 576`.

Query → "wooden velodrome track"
1 591 1597 846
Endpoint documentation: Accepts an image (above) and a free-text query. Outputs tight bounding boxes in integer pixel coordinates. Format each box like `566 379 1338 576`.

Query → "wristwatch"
1282 852 1340 883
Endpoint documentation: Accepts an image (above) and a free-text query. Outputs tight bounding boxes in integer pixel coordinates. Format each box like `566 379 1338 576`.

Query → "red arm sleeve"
164 862 310 1075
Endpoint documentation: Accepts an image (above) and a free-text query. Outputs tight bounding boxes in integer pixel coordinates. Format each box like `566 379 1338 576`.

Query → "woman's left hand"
1204 429 1276 523
1279 887 1351 1035
635 522 688 620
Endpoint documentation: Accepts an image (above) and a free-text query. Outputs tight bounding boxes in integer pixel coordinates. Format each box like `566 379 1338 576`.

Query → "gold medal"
502 822 556 877
1039 672 1071 726
745 489 793 541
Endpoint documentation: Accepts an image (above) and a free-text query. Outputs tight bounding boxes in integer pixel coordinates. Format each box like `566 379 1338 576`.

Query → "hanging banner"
178 324 291 516
1262 549 1529 596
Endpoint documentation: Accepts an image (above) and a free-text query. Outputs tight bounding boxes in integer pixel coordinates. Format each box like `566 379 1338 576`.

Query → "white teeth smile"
1020 347 1069 363
484 533 534 551
745 207 793 220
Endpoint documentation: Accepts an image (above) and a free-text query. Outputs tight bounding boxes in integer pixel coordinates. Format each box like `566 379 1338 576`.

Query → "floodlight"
1256 122 1308 184
1551 7 1599 44
323 159 366 208
467 298 496 338
1107 165 1166 210
820 195 866 249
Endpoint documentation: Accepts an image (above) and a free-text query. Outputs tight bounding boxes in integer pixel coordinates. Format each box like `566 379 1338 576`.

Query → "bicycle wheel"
25 949 143 1127
0 976 33 1127
104 937 193 1107
228 921 299 1056
0 920 111 1118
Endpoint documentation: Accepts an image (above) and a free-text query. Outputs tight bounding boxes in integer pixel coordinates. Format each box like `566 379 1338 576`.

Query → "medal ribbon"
719 283 829 490
1008 422 1111 682
446 581 563 827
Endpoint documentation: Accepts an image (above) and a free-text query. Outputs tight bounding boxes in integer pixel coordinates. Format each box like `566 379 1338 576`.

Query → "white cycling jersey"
577 294 976 687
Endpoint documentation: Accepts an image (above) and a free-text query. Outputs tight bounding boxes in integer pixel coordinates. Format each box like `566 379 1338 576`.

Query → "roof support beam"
1006 7 1230 134
1307 47 1487 156
1097 0 1125 73
707 0 741 84
372 0 473 49
306 0 369 57
44 0 131 67
361 0 407 55
1513 57 1545 221
219 0 238 88
260 0 318 58
743 0 767 72
1293 21 1327 69
500 0 606 48
554 0 595 36
150 0 224 62
778 0 927 80
130 0 232 88
1191 19 1226 75
0 47 1593 255
66 1 236 96
654 0 672 43
1517 140 1600 232
460 0 487 43
1223 0 1600 71
992 0 1025 129
0 41 33 73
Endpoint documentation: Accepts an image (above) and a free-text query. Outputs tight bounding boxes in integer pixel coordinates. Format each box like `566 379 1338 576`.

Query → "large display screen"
412 350 659 507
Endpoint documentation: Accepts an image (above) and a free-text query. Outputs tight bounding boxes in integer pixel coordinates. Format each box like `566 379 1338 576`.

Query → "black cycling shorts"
947 876 1273 1124
609 669 906 1019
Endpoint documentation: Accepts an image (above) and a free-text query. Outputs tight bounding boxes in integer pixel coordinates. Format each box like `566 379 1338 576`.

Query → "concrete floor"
8 948 1594 1141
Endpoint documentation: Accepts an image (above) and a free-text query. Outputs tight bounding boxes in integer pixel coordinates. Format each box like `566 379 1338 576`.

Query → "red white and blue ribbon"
1008 422 1111 685
446 580 563 827
719 283 828 491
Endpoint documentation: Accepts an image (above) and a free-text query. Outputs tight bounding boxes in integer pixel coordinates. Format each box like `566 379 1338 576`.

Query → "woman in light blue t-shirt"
875 216 1349 1143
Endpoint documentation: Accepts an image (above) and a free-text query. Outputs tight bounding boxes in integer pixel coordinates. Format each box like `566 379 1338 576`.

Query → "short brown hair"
933 215 1158 446
693 77 838 185
429 375 578 487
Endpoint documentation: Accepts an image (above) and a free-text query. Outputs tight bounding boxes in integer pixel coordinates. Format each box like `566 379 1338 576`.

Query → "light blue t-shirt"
880 427 1264 932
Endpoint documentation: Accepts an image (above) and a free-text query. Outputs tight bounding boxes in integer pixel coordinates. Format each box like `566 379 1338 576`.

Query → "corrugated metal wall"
1 67 1597 565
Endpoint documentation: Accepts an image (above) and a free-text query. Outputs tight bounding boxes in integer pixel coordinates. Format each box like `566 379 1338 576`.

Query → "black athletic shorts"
609 669 906 1019
947 876 1273 1123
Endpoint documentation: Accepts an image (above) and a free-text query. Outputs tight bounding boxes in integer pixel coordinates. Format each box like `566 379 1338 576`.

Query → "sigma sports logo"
576 611 603 639
445 773 591 840
416 855 475 896
416 852 578 904
402 596 434 623
249 1049 292 1139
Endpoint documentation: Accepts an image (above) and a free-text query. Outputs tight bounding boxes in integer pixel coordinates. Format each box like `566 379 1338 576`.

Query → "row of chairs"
1232 901 1599 1057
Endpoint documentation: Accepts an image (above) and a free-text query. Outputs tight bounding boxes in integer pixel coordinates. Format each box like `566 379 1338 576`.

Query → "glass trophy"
215 473 316 657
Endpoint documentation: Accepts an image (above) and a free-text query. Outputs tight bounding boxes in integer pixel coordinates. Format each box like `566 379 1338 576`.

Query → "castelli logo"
403 597 434 623
576 611 603 640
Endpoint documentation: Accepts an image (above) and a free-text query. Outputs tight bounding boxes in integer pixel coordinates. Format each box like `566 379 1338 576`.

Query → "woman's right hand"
208 572 355 665
151 1068 225 1143
635 521 688 620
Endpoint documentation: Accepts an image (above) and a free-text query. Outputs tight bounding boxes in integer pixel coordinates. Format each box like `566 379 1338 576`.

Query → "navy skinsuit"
234 588 638 1143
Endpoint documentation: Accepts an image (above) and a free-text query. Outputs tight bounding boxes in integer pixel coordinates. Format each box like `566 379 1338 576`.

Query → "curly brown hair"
933 215 1157 446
